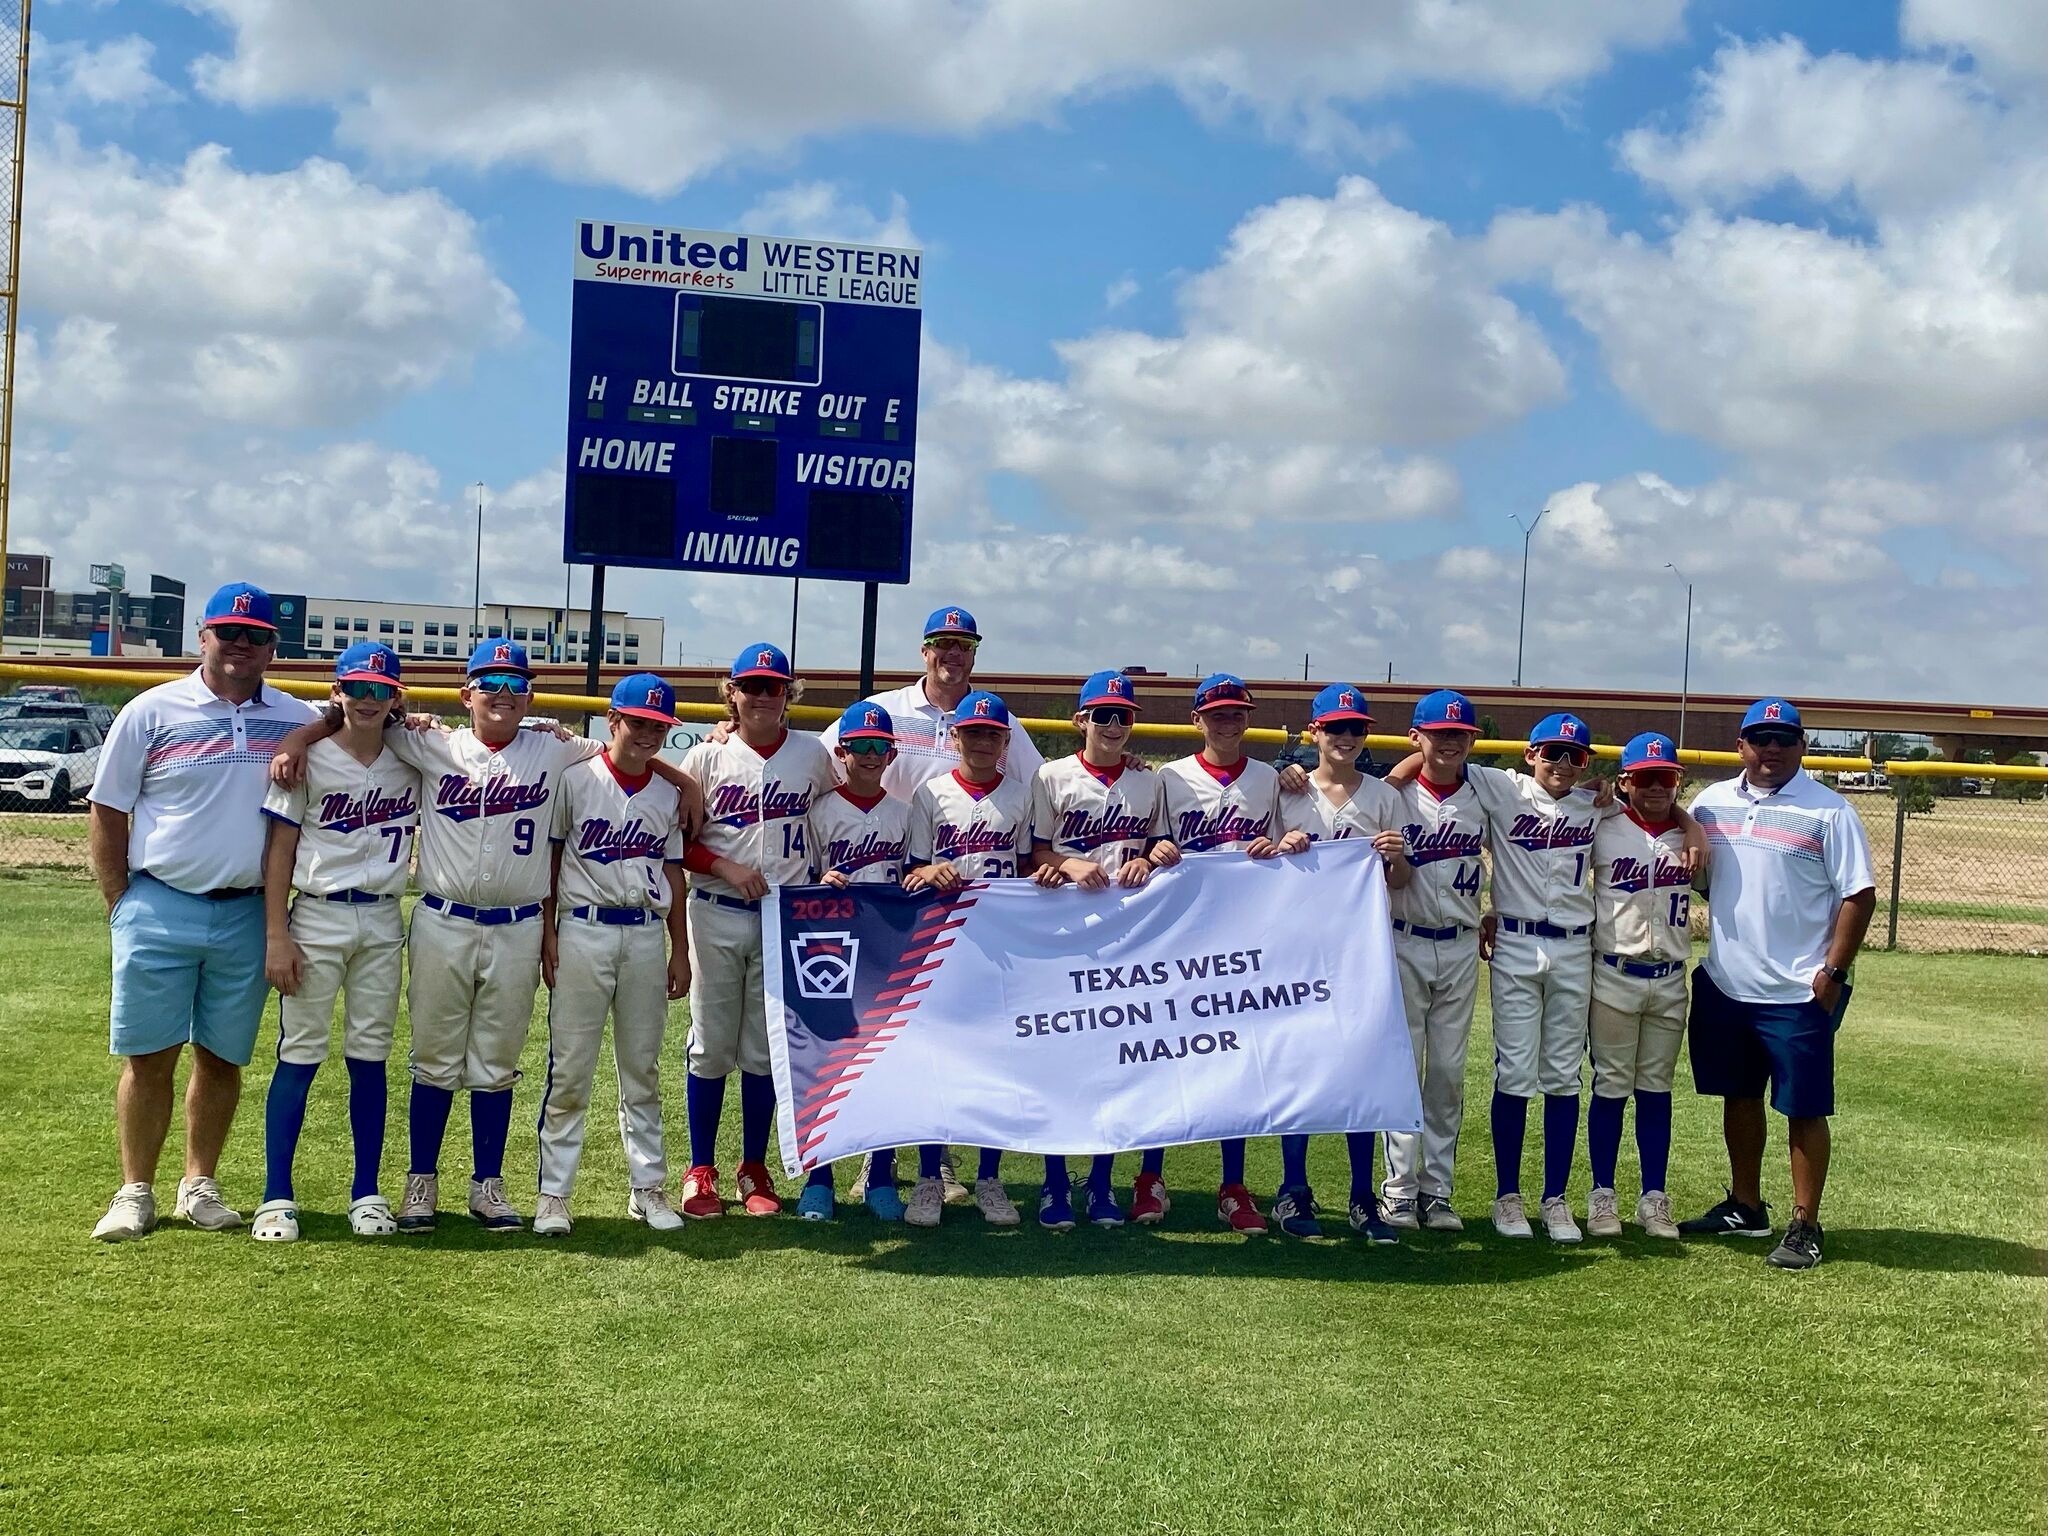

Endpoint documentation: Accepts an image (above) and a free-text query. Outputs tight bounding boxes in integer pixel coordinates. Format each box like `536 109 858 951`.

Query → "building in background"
290 597 664 667
2 554 180 658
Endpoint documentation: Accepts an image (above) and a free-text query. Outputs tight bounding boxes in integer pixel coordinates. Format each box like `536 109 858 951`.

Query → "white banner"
764 841 1420 1175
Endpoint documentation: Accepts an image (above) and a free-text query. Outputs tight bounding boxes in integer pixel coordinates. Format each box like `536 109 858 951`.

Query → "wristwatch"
1821 964 1849 985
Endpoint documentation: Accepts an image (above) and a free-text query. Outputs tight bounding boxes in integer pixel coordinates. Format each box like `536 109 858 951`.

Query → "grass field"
2 876 2042 1535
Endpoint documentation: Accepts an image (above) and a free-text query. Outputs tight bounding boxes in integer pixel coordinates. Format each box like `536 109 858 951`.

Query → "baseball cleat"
864 1182 906 1222
1491 1193 1533 1239
1380 1195 1420 1231
1636 1190 1679 1239
904 1177 945 1228
1271 1185 1321 1238
974 1177 1022 1226
1539 1195 1583 1243
1418 1195 1464 1232
1348 1196 1401 1245
797 1182 836 1222
939 1155 971 1206
736 1161 782 1217
1086 1185 1125 1228
174 1176 244 1231
680 1165 725 1220
1677 1190 1772 1238
348 1194 398 1237
1216 1183 1267 1234
92 1183 156 1242
1037 1186 1076 1232
397 1172 439 1232
1586 1187 1623 1238
251 1199 300 1243
468 1176 523 1232
1765 1218 1825 1270
533 1193 573 1237
1130 1171 1170 1225
629 1186 685 1231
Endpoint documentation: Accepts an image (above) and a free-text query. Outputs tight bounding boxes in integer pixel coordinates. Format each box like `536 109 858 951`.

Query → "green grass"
2 876 2042 1536
1889 897 2048 923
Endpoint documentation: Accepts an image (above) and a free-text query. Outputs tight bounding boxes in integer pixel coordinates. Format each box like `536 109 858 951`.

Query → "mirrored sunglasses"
736 678 787 697
1536 743 1588 765
1087 706 1133 726
470 672 531 695
1629 769 1681 787
843 738 893 756
340 681 396 702
209 624 275 646
925 636 979 654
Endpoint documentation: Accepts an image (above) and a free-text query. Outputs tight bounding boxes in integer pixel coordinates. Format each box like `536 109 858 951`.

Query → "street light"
1511 508 1547 687
1665 562 1693 750
472 481 485 642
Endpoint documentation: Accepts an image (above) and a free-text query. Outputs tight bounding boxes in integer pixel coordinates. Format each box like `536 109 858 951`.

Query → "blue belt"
1602 954 1684 980
568 905 654 926
421 893 542 926
1393 920 1463 942
1501 917 1590 939
693 890 761 913
322 889 392 905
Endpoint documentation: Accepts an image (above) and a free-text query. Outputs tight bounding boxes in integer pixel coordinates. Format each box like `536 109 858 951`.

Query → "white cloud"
736 182 919 250
38 34 179 109
1903 0 2048 86
1104 274 1139 310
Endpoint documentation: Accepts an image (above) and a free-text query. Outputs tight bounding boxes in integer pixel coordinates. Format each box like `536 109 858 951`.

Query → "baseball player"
532 674 692 1238
1149 673 1312 1235
675 644 837 1221
1586 731 1696 1239
1271 683 1413 1244
793 701 911 1223
900 689 1044 1229
251 641 419 1242
1027 669 1166 1231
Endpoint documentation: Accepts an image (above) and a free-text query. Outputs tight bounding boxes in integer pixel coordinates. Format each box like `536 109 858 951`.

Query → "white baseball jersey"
1389 775 1489 930
261 737 421 897
907 769 1033 879
679 729 837 898
1156 755 1295 853
385 726 601 906
1592 810 1693 966
1468 765 1607 926
1283 773 1405 846
816 678 1046 801
1030 755 1164 872
807 786 910 885
551 753 687 914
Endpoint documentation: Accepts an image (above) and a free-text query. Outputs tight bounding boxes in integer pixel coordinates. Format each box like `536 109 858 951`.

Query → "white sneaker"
533 1193 573 1237
939 1156 971 1206
468 1176 524 1232
1587 1187 1623 1238
348 1194 398 1237
251 1199 300 1242
397 1172 439 1232
1637 1189 1679 1239
175 1175 244 1231
1419 1195 1464 1232
1539 1195 1583 1243
905 1177 944 1228
92 1182 156 1242
629 1187 685 1232
974 1176 1021 1226
1491 1193 1533 1238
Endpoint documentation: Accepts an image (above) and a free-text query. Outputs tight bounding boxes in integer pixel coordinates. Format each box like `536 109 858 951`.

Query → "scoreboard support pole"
858 580 879 697
581 562 606 726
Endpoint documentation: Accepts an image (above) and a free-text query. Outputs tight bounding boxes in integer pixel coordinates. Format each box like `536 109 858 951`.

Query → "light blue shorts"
109 873 270 1066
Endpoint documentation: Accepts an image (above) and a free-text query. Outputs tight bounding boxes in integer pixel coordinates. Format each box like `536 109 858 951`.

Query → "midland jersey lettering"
434 773 550 823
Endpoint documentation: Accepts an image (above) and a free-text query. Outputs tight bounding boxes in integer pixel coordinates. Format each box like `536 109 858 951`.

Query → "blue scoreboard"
563 220 923 584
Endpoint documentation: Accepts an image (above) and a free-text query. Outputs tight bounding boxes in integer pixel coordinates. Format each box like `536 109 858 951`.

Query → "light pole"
1665 562 1693 750
1511 508 1547 687
472 481 485 642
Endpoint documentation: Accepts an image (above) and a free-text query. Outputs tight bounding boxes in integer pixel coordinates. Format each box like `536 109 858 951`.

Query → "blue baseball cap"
201 581 277 631
1311 683 1373 725
335 641 401 686
923 606 980 641
467 637 532 676
1530 711 1590 749
610 672 678 724
837 701 896 741
1079 670 1140 711
1622 731 1680 772
1413 689 1477 731
953 689 1010 729
1193 673 1254 712
731 642 793 681
1741 697 1803 734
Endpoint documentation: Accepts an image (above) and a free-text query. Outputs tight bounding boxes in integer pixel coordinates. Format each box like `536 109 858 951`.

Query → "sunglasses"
735 678 787 697
1087 706 1133 726
340 681 396 702
842 738 893 757
1536 744 1589 765
1744 727 1802 748
469 673 531 696
925 637 978 655
209 624 275 646
1318 721 1366 738
1629 770 1681 788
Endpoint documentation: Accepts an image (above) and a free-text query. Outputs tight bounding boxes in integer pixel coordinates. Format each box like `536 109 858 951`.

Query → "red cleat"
736 1161 782 1217
680 1165 724 1220
1131 1171 1171 1226
1217 1183 1267 1234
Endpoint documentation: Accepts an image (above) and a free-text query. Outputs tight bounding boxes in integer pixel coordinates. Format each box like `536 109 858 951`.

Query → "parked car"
0 718 101 808
11 684 84 704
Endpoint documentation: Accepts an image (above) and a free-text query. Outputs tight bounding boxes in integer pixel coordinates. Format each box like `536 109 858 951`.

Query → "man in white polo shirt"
86 582 320 1241
1679 698 1875 1270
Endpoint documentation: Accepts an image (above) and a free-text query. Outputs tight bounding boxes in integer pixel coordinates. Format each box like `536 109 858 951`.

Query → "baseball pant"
685 898 768 1078
405 901 544 1093
1383 929 1480 1203
1588 974 1688 1098
538 917 672 1197
1488 930 1594 1098
278 895 403 1066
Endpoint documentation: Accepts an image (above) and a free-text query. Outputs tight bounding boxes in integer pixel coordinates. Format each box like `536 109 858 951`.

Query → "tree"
1992 752 2046 803
1892 773 1935 816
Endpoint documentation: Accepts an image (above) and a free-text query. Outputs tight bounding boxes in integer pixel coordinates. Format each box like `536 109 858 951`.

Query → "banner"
765 841 1421 1175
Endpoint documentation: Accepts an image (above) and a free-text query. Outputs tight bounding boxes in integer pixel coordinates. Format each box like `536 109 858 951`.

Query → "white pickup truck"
0 717 102 808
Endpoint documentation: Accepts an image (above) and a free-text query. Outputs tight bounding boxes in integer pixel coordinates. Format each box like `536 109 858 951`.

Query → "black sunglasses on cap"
1744 727 1802 749
1535 743 1589 765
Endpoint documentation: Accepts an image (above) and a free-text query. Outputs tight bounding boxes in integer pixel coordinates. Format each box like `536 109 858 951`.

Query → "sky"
9 0 2046 703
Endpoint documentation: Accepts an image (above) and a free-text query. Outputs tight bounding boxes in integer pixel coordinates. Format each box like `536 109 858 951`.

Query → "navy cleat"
1271 1184 1322 1238
1038 1185 1077 1232
1085 1184 1124 1228
1348 1195 1401 1245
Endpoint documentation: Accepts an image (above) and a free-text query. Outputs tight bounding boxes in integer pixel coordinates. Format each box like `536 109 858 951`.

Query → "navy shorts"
1687 966 1849 1119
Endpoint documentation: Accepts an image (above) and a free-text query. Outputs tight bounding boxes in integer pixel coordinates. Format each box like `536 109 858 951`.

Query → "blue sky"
11 0 2045 700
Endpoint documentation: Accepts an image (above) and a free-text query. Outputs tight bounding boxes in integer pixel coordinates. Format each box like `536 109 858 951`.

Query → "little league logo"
790 932 860 1000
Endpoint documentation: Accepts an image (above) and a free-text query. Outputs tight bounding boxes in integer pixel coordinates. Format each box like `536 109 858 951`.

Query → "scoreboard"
563 220 923 584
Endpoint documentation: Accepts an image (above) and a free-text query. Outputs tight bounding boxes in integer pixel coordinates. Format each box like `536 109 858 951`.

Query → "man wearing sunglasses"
1679 699 1875 1270
88 582 320 1241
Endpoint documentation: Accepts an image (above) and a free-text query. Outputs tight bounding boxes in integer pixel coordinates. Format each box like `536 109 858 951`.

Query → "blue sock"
1492 1090 1528 1196
1219 1138 1246 1187
262 1060 319 1204
408 1082 455 1175
1636 1090 1673 1194
867 1147 897 1187
471 1088 513 1182
1541 1093 1579 1201
1141 1147 1164 1177
1087 1155 1115 1195
739 1071 775 1165
1345 1132 1377 1205
1043 1155 1070 1192
805 1166 834 1190
977 1147 1002 1181
1588 1094 1626 1190
918 1143 943 1179
344 1056 387 1202
686 1072 726 1168
1280 1134 1310 1190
